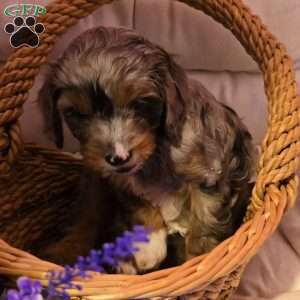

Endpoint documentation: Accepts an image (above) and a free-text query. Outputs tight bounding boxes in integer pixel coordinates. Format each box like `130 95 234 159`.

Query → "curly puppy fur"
39 27 255 268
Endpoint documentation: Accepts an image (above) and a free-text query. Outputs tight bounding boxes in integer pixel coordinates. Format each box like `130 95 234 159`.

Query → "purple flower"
7 226 150 300
131 225 151 243
7 277 42 300
46 266 82 300
73 225 150 277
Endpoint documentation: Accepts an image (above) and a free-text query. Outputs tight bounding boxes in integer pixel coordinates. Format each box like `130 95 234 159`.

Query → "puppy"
39 27 255 268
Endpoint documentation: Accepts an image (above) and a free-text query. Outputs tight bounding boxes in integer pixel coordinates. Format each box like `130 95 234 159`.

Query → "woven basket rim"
0 0 299 298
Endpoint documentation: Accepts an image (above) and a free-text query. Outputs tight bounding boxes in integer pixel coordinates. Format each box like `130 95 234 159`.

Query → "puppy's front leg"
118 202 167 274
185 188 233 259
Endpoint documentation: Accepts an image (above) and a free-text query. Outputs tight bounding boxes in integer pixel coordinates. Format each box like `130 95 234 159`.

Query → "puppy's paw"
116 228 167 275
117 261 137 275
133 228 167 273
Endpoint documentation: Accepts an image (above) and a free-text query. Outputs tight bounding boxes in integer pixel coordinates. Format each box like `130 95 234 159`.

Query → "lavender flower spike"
7 226 150 300
7 277 42 300
74 225 150 276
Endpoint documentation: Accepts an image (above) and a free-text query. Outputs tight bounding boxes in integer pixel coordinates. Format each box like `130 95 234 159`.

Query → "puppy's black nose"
105 152 131 166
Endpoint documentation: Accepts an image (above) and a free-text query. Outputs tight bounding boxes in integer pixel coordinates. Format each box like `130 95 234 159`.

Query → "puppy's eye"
130 97 164 127
63 107 89 119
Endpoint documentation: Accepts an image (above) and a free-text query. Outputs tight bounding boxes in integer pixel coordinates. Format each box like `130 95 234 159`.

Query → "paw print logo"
4 16 44 48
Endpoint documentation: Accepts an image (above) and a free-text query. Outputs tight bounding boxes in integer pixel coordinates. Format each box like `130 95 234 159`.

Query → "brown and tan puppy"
39 27 255 270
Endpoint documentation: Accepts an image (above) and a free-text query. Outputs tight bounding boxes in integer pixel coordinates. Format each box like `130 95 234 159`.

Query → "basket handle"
0 0 299 216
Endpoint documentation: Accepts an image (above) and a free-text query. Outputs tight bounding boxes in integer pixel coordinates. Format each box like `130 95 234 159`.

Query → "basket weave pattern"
0 0 299 299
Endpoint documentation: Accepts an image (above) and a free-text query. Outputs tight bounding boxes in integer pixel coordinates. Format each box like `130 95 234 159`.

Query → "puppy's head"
39 27 187 176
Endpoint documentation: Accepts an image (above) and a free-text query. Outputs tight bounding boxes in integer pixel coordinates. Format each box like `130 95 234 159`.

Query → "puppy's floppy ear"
38 71 64 148
165 59 188 147
223 104 256 191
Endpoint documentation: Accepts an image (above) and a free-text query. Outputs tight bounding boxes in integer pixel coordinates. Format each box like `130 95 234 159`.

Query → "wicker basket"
0 0 299 299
